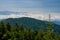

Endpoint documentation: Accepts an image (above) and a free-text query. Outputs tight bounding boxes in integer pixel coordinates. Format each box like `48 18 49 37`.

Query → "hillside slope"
1 17 60 33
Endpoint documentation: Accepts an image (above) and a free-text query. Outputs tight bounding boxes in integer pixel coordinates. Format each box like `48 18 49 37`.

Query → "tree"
14 23 19 32
6 22 11 32
0 22 5 40
20 23 24 32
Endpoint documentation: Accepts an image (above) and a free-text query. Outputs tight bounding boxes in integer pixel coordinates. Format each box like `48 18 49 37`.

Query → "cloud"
0 13 60 21
0 13 44 20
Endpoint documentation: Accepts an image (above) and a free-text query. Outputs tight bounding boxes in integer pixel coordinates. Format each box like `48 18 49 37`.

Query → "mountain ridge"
52 20 60 25
1 17 60 33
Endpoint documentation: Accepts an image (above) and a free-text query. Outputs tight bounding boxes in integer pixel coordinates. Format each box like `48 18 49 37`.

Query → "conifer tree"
0 22 5 33
20 23 24 32
6 22 11 32
14 23 19 32
0 22 5 39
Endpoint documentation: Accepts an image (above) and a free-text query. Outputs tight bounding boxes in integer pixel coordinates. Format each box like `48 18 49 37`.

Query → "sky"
0 0 60 21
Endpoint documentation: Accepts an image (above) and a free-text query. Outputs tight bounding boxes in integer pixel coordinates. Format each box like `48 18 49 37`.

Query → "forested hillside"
0 17 60 40
2 17 60 33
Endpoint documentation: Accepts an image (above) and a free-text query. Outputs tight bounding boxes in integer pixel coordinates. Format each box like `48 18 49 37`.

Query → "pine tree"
0 22 5 40
0 22 5 33
44 14 55 40
14 23 19 32
6 22 11 32
20 23 24 32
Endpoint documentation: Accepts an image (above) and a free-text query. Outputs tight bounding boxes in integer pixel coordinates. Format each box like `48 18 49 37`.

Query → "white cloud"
0 13 44 20
0 13 60 21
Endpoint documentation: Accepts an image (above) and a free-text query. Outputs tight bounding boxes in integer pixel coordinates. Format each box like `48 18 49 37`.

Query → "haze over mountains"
0 11 60 25
52 20 60 25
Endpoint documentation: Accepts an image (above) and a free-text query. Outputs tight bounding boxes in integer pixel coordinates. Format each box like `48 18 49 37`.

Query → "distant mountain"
1 17 60 34
0 11 27 15
0 11 20 15
52 20 60 25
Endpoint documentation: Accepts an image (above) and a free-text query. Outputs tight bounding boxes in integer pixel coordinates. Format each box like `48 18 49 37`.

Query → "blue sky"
0 0 60 20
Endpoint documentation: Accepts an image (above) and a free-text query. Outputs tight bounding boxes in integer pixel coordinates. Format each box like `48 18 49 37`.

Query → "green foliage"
14 23 19 32
5 22 11 31
0 21 60 40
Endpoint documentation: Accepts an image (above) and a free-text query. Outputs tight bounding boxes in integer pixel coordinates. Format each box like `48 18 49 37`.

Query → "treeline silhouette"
0 21 60 40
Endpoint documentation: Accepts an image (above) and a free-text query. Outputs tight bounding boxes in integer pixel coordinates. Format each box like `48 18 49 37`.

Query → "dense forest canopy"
0 17 60 40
